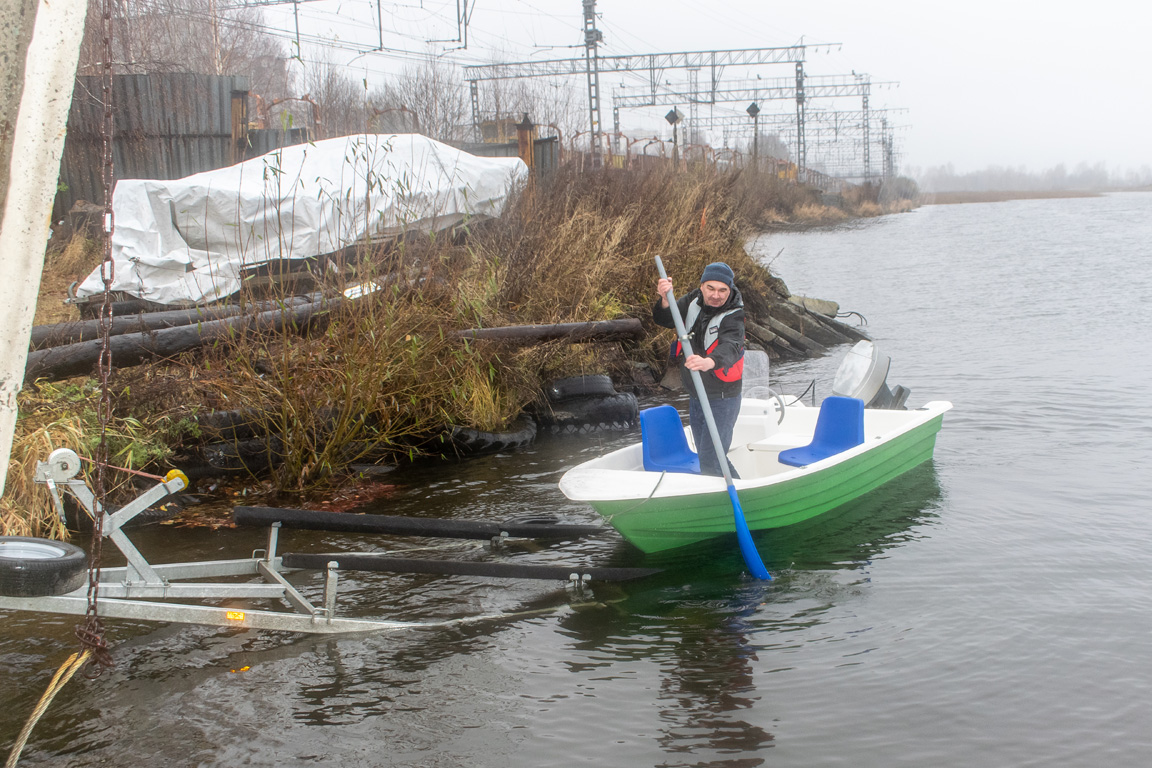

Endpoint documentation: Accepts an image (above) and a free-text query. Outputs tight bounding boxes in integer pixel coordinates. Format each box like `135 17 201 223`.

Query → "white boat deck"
559 399 953 502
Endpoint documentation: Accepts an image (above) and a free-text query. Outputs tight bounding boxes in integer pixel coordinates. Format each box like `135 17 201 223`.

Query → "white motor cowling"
832 341 910 410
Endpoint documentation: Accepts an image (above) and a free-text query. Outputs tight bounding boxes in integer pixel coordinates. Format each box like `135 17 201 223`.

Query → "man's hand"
684 354 715 372
657 277 673 308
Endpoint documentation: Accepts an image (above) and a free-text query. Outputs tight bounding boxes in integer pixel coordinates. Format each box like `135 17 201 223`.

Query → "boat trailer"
0 448 657 635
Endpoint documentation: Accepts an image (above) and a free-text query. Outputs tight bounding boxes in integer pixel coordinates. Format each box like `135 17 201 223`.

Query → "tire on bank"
449 414 538 456
546 375 618 402
0 536 88 597
536 392 639 433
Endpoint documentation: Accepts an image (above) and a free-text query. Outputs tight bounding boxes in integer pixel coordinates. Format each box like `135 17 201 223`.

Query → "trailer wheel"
0 537 88 597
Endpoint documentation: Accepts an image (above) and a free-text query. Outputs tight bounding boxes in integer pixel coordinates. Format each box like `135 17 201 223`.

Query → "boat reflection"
553 462 943 764
630 460 944 579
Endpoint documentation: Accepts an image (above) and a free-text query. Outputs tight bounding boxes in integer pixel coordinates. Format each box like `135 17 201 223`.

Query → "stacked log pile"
744 293 869 360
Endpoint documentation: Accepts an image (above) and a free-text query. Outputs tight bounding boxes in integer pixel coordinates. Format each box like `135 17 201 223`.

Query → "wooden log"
30 293 320 349
763 315 829 356
453 319 643 343
805 310 871 344
24 297 333 383
773 299 861 348
746 319 798 357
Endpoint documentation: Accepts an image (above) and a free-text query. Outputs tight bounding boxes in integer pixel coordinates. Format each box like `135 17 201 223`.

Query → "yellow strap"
5 650 92 768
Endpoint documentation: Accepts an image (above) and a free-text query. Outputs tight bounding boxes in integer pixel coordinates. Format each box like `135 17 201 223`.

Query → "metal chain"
75 0 117 675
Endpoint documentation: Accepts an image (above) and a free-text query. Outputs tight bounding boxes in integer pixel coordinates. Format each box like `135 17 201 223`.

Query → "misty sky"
267 0 1151 176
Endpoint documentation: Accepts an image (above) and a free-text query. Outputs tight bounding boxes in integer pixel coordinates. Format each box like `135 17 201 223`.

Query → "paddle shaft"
655 256 770 580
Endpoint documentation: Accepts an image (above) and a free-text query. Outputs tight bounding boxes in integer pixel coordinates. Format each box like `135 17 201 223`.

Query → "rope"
604 470 668 522
793 378 818 407
835 310 868 325
4 650 92 768
77 455 164 482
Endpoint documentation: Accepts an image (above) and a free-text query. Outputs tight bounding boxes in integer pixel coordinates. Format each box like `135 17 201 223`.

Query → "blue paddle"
656 256 771 580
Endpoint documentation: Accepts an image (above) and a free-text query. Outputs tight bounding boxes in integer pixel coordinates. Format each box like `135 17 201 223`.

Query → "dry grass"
8 164 904 529
1 380 180 537
33 232 102 325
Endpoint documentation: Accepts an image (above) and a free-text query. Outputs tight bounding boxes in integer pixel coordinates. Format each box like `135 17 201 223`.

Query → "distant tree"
880 176 919 203
916 161 1139 192
480 76 585 144
747 131 791 162
370 59 470 143
76 0 294 101
301 53 369 139
368 57 587 145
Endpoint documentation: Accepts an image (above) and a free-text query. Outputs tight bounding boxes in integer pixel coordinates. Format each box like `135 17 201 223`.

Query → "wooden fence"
55 73 310 220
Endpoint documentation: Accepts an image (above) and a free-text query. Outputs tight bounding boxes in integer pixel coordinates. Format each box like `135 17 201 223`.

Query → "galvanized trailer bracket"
1 449 654 634
0 449 461 633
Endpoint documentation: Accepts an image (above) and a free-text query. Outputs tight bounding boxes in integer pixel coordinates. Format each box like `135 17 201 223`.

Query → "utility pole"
746 101 760 170
687 66 699 144
615 75 897 183
794 61 806 180
612 104 621 155
582 0 603 167
857 73 871 183
881 117 896 179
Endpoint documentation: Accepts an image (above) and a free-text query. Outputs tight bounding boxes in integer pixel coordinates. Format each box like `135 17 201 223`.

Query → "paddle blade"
728 485 772 580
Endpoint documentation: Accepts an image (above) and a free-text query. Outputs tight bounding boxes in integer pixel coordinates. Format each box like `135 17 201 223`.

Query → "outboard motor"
832 341 910 410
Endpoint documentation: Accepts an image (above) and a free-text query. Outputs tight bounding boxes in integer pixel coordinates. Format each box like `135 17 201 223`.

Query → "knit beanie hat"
699 262 735 288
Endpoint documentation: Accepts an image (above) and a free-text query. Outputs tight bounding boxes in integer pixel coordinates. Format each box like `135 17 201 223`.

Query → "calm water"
4 192 1152 767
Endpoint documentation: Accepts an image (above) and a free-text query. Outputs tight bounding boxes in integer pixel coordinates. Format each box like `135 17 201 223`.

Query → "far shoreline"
919 189 1102 205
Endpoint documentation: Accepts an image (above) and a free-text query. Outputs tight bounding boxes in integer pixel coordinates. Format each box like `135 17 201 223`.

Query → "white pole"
0 0 90 496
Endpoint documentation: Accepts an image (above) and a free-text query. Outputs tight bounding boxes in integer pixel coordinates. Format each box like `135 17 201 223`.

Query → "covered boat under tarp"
75 134 528 306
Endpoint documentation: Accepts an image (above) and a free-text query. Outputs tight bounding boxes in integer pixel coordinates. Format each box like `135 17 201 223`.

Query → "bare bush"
302 53 369 139
370 59 470 142
76 0 294 100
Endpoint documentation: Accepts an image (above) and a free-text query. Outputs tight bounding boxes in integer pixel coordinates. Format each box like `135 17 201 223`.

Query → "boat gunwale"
559 400 953 503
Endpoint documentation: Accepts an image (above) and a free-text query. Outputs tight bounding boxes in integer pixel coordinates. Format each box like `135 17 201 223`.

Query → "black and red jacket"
653 285 745 399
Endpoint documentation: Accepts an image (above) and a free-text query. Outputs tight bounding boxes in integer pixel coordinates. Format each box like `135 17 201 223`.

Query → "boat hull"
561 401 950 554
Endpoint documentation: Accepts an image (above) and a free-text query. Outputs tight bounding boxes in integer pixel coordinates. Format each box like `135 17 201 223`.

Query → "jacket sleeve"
705 309 745 371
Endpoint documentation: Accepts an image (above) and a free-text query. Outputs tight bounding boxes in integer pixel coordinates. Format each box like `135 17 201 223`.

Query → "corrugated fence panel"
56 72 261 220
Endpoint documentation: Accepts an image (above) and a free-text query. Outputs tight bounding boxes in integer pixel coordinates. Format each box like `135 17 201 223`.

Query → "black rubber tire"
546 374 617 402
536 392 639 432
449 414 538 455
0 536 88 597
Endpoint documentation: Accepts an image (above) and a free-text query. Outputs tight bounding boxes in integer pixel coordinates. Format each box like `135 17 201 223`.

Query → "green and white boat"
558 343 951 554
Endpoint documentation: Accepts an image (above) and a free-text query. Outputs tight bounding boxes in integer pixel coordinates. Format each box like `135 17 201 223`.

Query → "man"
653 261 745 477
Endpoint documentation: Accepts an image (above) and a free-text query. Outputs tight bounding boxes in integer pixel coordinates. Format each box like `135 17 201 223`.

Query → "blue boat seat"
640 405 700 474
778 396 865 467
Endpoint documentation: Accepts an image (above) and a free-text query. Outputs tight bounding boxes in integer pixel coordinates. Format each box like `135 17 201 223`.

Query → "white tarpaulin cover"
77 134 528 306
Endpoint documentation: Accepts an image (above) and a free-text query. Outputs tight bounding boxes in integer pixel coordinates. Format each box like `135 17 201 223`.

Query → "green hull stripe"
596 415 943 553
